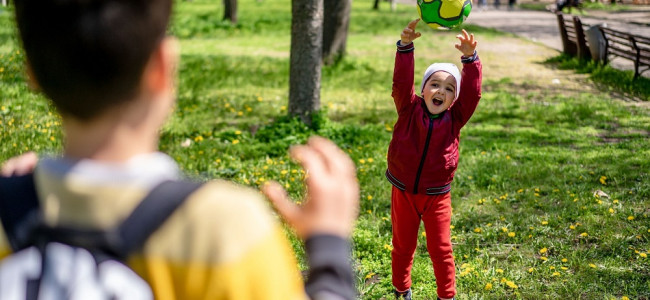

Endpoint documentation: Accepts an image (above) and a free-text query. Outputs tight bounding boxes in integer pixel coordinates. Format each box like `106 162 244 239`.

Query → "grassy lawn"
1 0 649 299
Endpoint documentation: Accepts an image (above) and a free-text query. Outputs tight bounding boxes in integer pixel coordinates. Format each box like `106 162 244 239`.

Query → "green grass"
1 0 649 299
546 54 650 101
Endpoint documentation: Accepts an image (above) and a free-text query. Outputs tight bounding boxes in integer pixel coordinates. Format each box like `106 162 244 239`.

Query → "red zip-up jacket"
386 41 482 195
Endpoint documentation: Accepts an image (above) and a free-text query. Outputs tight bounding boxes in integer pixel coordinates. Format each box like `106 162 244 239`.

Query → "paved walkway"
464 3 650 73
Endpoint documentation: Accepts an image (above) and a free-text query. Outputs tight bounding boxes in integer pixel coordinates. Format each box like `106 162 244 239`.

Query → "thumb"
262 181 301 230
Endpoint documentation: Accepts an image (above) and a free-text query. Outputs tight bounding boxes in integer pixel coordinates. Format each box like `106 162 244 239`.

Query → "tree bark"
289 0 323 124
322 0 351 65
373 0 380 9
224 0 238 24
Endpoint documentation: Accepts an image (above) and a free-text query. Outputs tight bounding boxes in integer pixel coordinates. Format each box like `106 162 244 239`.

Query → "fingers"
414 32 421 39
1 151 38 177
307 136 355 177
407 18 420 30
262 181 302 232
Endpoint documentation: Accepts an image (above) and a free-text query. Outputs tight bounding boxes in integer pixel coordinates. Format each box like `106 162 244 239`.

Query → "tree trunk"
224 0 238 24
322 0 351 65
373 0 380 9
289 0 323 124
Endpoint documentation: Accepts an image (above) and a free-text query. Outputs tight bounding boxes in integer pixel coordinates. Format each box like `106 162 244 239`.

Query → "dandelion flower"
528 267 534 273
367 195 373 200
508 232 516 237
613 199 619 204
367 158 374 163
505 281 518 289
232 139 240 144
552 272 560 277
627 216 635 221
589 263 596 268
621 297 629 300
640 253 647 258
484 283 493 290
501 227 508 232
540 256 548 261
541 221 548 225
569 225 576 230
580 232 588 237
474 227 482 233
517 189 524 193
496 268 503 273
539 247 548 254
561 258 568 262
384 244 393 251
194 135 204 142
599 176 607 185
421 232 426 237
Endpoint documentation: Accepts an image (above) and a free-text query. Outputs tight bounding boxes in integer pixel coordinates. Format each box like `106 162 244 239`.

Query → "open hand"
263 137 359 239
400 19 422 45
455 29 477 57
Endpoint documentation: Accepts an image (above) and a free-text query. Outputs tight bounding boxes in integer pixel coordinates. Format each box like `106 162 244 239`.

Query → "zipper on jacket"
413 117 435 194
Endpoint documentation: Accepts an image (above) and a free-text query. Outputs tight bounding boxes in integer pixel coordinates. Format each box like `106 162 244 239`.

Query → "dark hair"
14 0 172 120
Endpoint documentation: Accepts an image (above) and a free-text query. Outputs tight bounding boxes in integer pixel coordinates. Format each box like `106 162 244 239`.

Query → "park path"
464 4 650 73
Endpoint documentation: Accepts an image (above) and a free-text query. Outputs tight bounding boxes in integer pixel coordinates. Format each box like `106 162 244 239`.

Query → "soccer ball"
417 0 472 30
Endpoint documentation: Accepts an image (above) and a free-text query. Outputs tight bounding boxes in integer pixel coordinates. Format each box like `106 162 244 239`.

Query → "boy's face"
422 71 456 115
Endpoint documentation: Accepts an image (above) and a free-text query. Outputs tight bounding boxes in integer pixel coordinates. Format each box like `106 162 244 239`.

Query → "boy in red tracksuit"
386 19 482 300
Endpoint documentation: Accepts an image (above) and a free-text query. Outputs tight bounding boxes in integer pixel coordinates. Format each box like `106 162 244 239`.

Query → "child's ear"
25 61 41 91
143 36 179 96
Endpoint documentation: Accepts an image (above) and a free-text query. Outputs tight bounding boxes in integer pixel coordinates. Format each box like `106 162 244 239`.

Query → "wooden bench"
598 26 650 79
556 13 591 60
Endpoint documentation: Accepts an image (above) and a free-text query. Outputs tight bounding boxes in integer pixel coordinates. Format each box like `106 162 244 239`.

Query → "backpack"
0 174 203 300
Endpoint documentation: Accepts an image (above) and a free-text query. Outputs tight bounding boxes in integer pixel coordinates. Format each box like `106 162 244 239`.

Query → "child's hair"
15 0 173 120
420 63 461 100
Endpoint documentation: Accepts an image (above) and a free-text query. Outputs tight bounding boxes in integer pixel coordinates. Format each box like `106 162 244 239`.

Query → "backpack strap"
115 180 204 257
0 173 40 251
24 180 204 260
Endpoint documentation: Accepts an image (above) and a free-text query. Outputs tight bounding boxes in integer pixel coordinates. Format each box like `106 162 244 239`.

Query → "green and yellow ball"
417 0 472 30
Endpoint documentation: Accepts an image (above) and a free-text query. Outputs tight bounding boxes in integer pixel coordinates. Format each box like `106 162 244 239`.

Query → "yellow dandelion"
194 135 204 142
541 221 549 225
359 159 366 164
539 247 548 254
49 136 55 141
367 195 373 200
421 232 426 237
505 281 518 289
528 267 535 273
613 199 619 204
450 225 455 229
540 256 548 261
580 232 588 237
367 210 372 214
517 188 524 193
280 105 287 111
570 225 576 230
552 272 560 277
235 130 242 135
484 283 493 290
640 253 647 258
561 258 568 262
365 272 375 279
506 155 511 160
285 183 290 188
621 297 630 300
280 170 288 175
627 216 635 221
508 232 516 237
561 267 568 270
599 176 607 185
496 268 504 273
384 244 393 251
609 208 615 213
232 139 240 144
474 227 482 233
589 263 596 268
549 266 555 270
501 227 508 232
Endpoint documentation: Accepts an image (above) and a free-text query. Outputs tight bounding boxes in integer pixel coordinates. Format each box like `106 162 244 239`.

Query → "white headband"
420 63 461 100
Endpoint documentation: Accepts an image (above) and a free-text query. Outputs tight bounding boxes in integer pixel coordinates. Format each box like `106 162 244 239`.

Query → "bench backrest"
556 13 590 59
598 26 650 78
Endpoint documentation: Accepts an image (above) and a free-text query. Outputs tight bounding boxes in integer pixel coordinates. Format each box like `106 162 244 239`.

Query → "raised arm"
392 19 421 114
451 30 482 128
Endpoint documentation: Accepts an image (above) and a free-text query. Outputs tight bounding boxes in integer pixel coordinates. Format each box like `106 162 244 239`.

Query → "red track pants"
391 186 456 299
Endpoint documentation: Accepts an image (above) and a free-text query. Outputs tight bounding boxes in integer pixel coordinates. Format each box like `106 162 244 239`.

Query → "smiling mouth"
432 99 443 106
